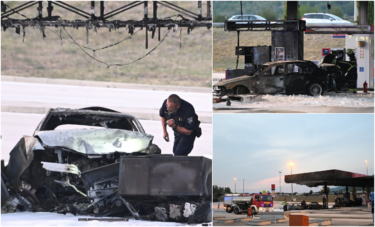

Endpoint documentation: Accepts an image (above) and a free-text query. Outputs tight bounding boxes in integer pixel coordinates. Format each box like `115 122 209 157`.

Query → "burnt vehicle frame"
213 60 348 97
1 107 212 223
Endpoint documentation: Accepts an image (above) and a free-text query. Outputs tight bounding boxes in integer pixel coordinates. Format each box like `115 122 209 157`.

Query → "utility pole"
234 178 237 193
243 179 245 194
279 171 282 196
289 163 294 201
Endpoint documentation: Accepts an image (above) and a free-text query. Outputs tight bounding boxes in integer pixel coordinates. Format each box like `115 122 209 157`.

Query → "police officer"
323 195 327 209
159 94 201 156
283 198 287 211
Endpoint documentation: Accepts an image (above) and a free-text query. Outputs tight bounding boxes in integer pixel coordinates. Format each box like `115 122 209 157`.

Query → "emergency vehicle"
223 193 274 215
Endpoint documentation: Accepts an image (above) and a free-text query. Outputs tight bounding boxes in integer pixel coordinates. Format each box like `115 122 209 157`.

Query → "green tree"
258 7 278 20
320 186 330 195
309 190 313 195
224 187 232 194
330 6 344 19
213 14 229 23
299 2 319 18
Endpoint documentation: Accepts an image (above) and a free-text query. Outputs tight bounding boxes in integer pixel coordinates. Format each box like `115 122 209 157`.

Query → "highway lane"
1 112 212 163
1 81 212 121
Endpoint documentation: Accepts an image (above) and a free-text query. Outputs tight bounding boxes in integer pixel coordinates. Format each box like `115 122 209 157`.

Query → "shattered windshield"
38 112 140 132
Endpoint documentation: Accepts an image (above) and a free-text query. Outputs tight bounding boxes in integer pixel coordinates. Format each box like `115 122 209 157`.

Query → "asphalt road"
1 80 212 123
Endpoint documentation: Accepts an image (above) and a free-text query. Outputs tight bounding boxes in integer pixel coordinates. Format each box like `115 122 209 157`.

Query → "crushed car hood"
35 128 154 154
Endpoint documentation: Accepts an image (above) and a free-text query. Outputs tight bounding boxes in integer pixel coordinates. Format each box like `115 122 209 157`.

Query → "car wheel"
226 206 232 213
234 207 240 214
307 83 323 96
252 207 256 215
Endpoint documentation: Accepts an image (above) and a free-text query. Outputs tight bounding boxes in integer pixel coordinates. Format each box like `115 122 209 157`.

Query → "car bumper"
259 207 274 212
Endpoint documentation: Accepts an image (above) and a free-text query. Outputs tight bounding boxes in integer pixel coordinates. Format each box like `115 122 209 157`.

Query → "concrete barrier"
213 216 226 220
260 212 286 220
270 218 286 223
217 217 253 223
309 218 332 226
247 220 272 226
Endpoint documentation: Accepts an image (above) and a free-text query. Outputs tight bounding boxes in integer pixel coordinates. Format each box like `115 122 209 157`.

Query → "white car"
228 14 267 24
302 13 355 26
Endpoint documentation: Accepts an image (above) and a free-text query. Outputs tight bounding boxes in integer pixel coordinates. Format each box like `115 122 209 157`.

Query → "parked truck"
223 193 274 215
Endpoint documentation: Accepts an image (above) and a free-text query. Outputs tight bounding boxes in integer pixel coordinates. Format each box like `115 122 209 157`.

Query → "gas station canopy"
285 169 374 188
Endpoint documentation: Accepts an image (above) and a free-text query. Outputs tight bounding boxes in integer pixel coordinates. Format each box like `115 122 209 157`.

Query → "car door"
256 65 285 94
284 63 306 94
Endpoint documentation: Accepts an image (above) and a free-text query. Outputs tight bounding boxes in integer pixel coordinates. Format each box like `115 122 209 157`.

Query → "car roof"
231 14 259 17
304 13 334 16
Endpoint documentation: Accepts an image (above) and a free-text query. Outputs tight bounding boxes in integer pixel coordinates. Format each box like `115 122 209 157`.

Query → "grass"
213 28 346 72
1 1 212 87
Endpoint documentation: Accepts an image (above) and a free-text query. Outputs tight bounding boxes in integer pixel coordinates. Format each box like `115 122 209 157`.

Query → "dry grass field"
1 1 212 87
213 28 346 72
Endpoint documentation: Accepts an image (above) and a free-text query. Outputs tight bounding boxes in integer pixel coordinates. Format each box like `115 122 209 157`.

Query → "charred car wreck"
213 60 348 97
1 107 212 223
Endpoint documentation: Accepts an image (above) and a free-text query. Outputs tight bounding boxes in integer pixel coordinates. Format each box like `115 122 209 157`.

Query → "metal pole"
100 1 104 20
279 171 282 196
240 1 243 17
243 179 245 194
144 1 148 20
1 1 6 13
145 26 148 49
291 165 293 201
197 1 202 20
91 1 95 20
47 1 53 18
366 160 368 175
38 1 43 19
207 1 211 18
153 1 157 19
234 178 237 194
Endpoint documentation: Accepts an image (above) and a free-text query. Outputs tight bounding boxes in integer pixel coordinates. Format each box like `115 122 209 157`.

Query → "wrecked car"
307 202 323 210
213 60 348 97
1 107 212 223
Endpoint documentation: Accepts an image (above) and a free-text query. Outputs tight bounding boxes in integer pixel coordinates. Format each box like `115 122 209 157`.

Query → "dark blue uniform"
159 99 199 156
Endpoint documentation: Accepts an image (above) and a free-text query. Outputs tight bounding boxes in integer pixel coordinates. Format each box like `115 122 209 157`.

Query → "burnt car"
1 107 212 223
213 60 346 97
307 202 323 210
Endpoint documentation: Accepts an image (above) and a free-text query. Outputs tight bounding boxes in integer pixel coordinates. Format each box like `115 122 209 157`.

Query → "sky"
213 114 374 194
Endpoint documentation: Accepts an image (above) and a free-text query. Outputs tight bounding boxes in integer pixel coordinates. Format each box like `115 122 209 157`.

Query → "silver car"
302 13 354 26
228 14 267 24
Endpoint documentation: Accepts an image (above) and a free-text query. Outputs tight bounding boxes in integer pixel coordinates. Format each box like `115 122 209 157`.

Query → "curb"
1 75 212 93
